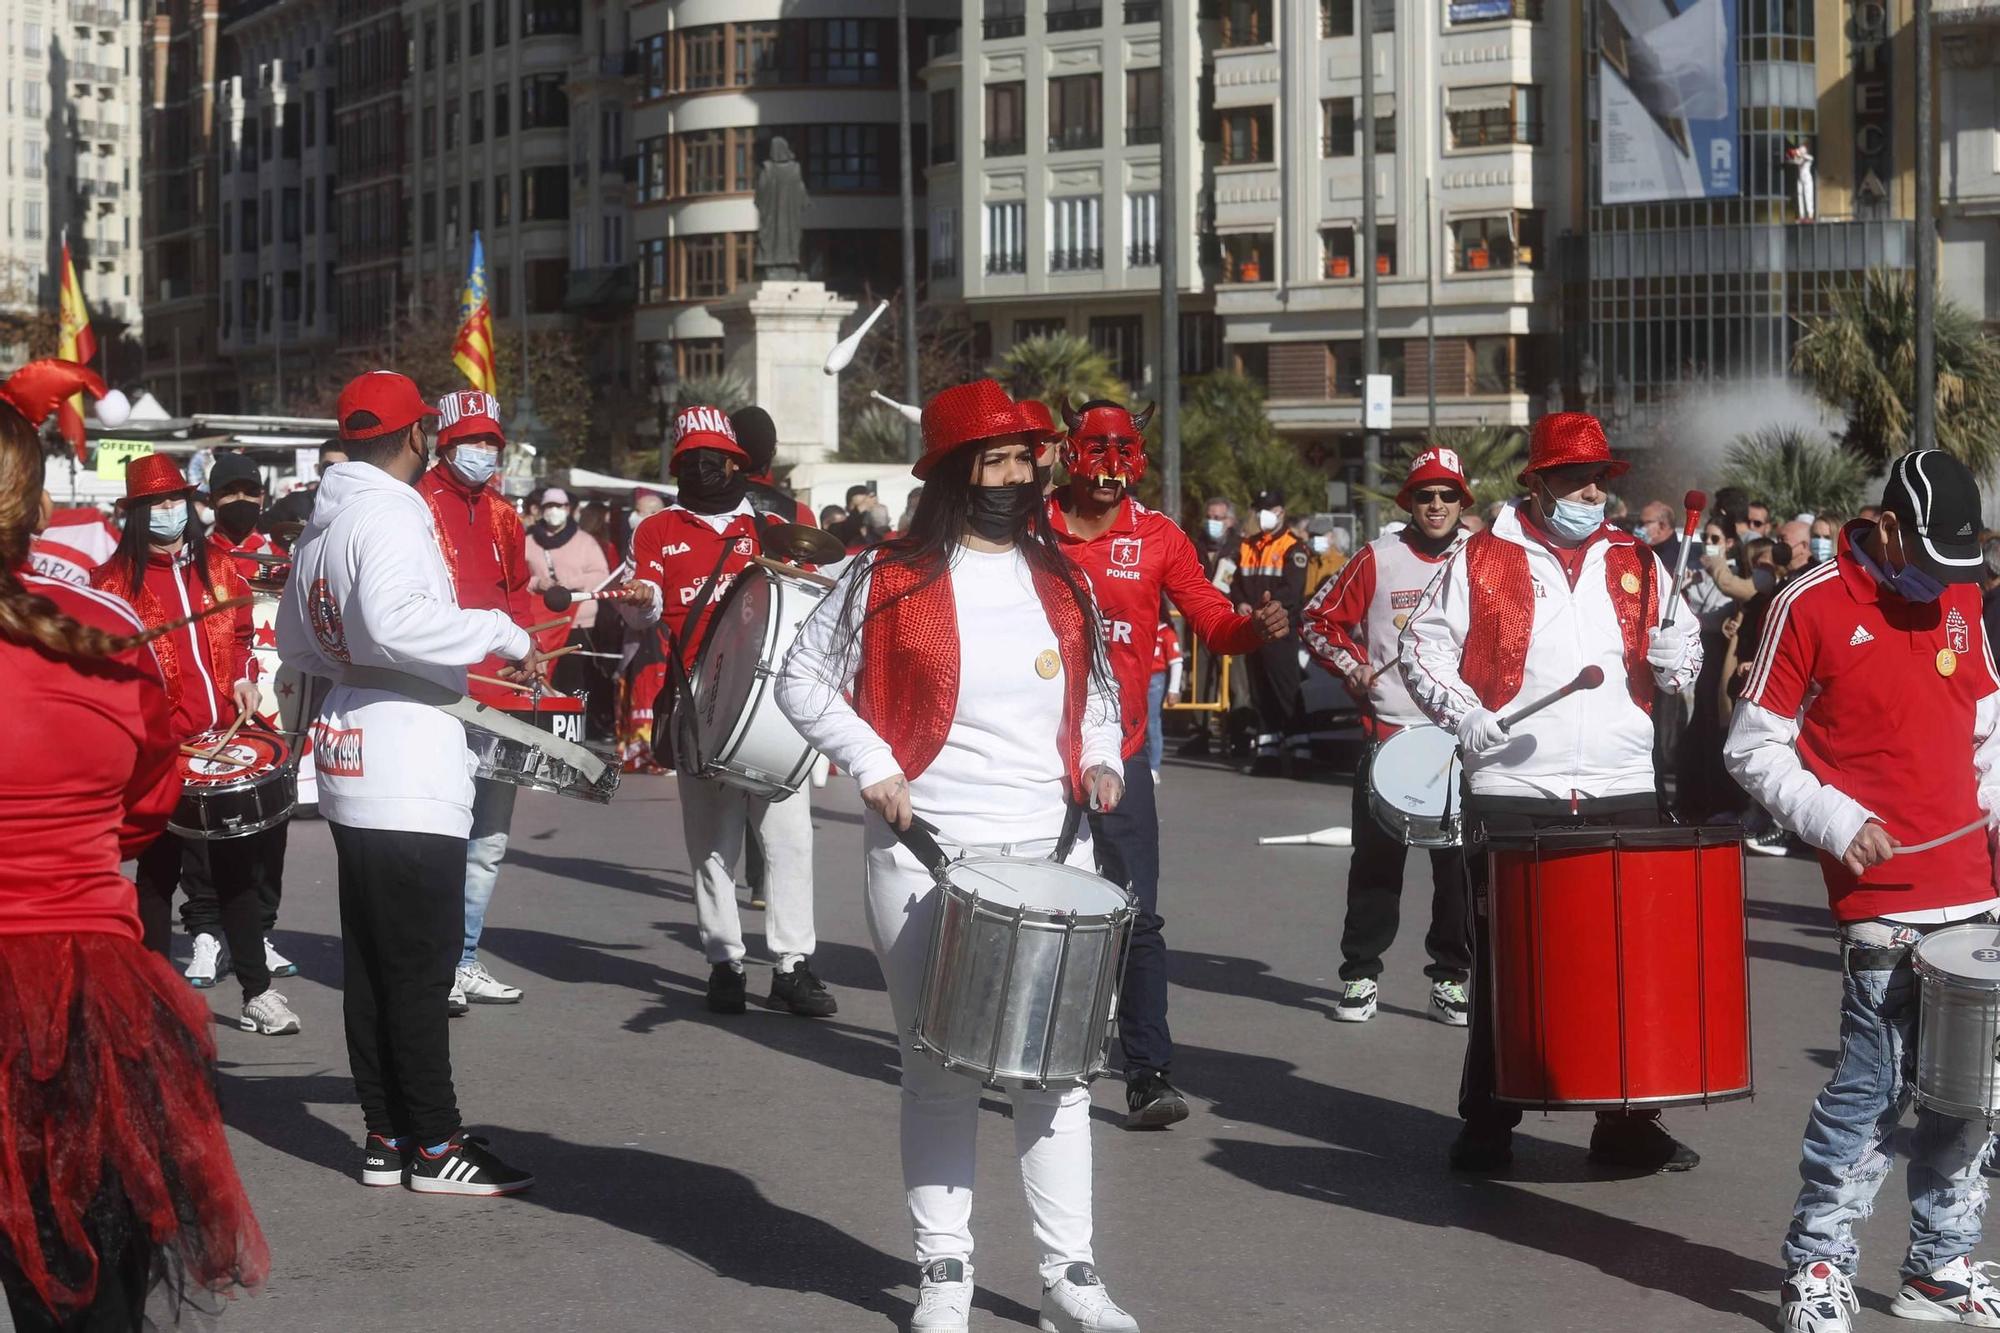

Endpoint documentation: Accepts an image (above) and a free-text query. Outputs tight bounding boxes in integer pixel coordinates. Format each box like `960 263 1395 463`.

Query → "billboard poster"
1597 0 1739 204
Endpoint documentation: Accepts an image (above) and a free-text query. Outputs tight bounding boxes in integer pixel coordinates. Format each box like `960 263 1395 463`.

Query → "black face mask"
215 498 262 541
675 454 748 514
966 481 1041 542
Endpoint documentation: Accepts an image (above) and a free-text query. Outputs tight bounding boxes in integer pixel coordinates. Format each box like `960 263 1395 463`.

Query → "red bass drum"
1486 826 1752 1109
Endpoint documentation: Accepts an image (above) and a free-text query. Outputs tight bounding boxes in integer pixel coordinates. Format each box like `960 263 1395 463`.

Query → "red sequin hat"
1016 399 1064 443
120 452 195 505
1396 446 1474 511
915 379 1034 480
1516 412 1629 487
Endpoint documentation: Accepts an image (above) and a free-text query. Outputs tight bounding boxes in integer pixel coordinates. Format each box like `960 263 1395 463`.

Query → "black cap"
1252 489 1285 510
1882 449 1984 586
205 451 265 498
730 406 778 473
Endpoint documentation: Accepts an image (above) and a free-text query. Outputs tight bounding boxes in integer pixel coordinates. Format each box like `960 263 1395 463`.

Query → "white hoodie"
276 461 531 837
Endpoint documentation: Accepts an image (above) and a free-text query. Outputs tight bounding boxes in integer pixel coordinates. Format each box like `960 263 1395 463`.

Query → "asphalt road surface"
83 757 1935 1332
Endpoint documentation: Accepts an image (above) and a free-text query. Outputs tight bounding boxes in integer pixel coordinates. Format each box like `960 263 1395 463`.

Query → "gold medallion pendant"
1035 649 1060 680
1938 648 1959 678
1621 571 1641 595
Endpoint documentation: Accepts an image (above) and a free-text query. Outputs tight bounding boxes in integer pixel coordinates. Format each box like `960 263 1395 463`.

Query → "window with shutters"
985 201 1026 274
1049 196 1102 271
1126 191 1159 266
985 82 1025 157
1048 74 1101 152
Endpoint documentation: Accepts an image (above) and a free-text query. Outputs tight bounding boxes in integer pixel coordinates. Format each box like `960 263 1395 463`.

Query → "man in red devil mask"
1048 398 1289 1128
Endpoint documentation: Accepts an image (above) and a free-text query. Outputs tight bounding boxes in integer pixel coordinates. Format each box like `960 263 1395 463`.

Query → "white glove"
1646 622 1689 674
1457 707 1509 756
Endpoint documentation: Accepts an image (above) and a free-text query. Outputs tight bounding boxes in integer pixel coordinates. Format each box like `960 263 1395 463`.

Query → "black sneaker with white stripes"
360 1133 407 1187
402 1132 534 1196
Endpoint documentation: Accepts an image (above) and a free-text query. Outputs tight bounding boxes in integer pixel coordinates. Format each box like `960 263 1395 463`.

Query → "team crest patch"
1948 608 1971 655
734 537 755 556
1110 537 1142 568
307 578 350 662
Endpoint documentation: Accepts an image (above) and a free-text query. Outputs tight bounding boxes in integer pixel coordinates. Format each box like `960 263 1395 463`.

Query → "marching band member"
1302 447 1473 1026
624 405 833 1018
1727 451 2000 1333
731 405 818 527
1231 488 1310 773
277 370 540 1196
89 452 301 1036
0 359 268 1327
777 378 1140 1333
1402 412 1702 1174
1047 397 1285 1128
417 389 537 1012
26 500 118 585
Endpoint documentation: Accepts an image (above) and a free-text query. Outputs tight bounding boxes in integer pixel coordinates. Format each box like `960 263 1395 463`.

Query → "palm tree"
1354 424 1529 512
990 333 1130 417
1718 424 1871 521
1162 370 1324 519
835 403 909 464
669 371 752 415
1792 269 2000 475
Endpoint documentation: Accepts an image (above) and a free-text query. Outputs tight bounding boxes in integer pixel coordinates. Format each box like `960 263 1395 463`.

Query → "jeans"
1782 917 1994 1279
1088 758 1170 1076
864 816 1095 1283
331 821 465 1144
1145 672 1167 775
1340 745 1470 983
462 779 518 966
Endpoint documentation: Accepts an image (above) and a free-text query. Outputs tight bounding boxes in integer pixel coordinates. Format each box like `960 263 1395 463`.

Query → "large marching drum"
1913 923 2000 1121
1367 723 1463 846
1485 826 1752 1109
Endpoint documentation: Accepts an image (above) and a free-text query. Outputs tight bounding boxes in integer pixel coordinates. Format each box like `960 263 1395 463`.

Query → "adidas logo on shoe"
1848 624 1874 646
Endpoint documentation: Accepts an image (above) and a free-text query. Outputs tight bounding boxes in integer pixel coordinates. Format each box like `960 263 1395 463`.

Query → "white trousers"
863 814 1095 1283
676 771 817 966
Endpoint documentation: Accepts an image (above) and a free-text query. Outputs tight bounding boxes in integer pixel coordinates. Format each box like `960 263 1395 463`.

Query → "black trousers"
1459 792 1662 1135
1341 746 1471 983
134 831 272 1002
330 821 464 1145
0 1196 150 1333
180 817 287 937
1241 637 1304 740
1089 758 1171 1075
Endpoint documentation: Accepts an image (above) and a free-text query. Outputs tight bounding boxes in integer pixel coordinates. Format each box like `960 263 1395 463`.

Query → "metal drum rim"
944 856 1136 922
1912 924 2000 990
1483 824 1746 852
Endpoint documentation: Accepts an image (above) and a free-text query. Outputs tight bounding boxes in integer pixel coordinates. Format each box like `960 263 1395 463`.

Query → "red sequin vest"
91 547 249 715
855 551 1093 797
1459 533 1657 713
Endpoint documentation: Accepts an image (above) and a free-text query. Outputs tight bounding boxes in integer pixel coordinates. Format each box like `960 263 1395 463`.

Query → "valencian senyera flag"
451 231 497 394
56 237 98 463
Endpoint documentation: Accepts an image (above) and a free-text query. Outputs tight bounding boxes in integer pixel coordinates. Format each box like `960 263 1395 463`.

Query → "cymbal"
760 522 845 566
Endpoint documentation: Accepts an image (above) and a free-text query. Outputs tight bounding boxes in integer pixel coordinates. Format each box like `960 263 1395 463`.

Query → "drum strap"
334 664 610 786
1053 800 1084 864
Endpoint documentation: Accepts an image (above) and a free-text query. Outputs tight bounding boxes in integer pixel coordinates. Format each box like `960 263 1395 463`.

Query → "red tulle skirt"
0 931 269 1316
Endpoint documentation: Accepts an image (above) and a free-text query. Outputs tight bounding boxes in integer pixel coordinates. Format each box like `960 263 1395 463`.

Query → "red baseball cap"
336 371 438 440
1396 447 1474 511
670 404 750 465
437 389 506 450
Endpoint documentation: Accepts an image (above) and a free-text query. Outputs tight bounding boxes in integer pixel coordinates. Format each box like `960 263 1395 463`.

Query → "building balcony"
1048 128 1101 153
1123 1 1160 21
1047 6 1101 32
564 263 636 312
1126 123 1160 146
69 1 120 25
985 136 1026 158
71 61 119 87
80 179 122 201
982 15 1027 39
928 27 960 59
986 253 1027 275
1049 247 1101 272
1128 241 1158 266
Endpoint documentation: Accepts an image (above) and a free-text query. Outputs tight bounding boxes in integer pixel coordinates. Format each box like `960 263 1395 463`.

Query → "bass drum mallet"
1660 488 1708 629
1499 665 1605 732
542 584 646 613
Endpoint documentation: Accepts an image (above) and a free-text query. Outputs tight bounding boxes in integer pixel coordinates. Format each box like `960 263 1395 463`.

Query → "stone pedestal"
708 280 857 468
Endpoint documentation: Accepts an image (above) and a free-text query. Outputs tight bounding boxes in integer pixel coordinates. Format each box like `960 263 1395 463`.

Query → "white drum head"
951 857 1129 919
694 569 773 750
1916 923 2000 989
1371 724 1462 820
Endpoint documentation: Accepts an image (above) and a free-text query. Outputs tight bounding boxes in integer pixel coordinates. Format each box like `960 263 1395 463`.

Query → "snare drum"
1913 923 2000 1121
690 564 825 799
467 695 618 803
913 853 1135 1090
1368 724 1463 846
168 727 297 840
1486 826 1751 1109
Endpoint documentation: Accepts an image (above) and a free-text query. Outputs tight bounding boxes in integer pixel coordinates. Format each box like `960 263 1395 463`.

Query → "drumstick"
1363 658 1398 688
542 644 581 660
179 744 257 771
469 672 536 694
747 554 837 588
201 705 253 761
1898 817 1991 856
525 616 570 634
1499 665 1605 731
132 595 252 647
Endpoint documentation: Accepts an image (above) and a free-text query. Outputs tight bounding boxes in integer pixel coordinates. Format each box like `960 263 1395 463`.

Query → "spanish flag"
56 238 98 462
451 231 497 394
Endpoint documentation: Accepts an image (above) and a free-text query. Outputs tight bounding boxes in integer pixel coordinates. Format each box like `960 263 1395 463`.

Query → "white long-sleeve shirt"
277 462 532 837
1400 501 1701 801
776 546 1122 845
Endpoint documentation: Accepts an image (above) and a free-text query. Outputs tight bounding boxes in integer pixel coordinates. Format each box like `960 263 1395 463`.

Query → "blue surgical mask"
147 500 187 543
1539 486 1604 543
448 445 500 487
1854 529 1947 604
1205 517 1226 542
1808 536 1834 564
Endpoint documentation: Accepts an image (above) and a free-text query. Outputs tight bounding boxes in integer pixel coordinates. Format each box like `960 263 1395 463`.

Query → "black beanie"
731 406 778 473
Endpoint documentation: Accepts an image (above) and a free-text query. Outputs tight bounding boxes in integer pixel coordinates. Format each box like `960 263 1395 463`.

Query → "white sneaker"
239 990 301 1035
1039 1263 1139 1333
184 933 222 989
1893 1256 2000 1326
456 961 523 1004
448 980 469 1017
911 1257 973 1333
1333 978 1378 1023
265 937 297 977
1780 1261 1859 1332
1430 979 1470 1027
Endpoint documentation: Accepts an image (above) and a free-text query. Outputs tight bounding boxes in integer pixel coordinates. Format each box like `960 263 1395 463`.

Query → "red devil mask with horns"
1059 399 1155 490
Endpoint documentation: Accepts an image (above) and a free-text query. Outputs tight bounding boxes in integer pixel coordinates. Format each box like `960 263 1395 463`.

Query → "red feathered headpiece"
0 358 108 428
1059 399 1155 490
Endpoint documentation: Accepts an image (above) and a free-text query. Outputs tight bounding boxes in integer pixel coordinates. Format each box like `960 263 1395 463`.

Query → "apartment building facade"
138 0 226 409
1938 0 2000 327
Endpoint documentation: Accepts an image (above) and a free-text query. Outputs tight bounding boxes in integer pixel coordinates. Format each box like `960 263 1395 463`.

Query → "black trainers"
766 959 838 1017
707 962 748 1014
1448 1124 1514 1172
360 1133 407 1187
403 1132 534 1196
1122 1070 1190 1129
1588 1115 1700 1173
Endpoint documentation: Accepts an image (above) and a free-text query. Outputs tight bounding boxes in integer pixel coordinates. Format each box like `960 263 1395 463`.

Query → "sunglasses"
1410 488 1459 505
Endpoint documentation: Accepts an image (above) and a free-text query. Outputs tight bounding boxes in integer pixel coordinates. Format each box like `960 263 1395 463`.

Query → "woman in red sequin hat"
0 360 268 1329
777 378 1143 1333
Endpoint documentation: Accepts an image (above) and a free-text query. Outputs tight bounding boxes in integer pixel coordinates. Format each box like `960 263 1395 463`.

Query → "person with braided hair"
0 359 268 1329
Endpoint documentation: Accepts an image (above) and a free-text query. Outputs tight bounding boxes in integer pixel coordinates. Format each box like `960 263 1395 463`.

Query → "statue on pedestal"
755 136 807 279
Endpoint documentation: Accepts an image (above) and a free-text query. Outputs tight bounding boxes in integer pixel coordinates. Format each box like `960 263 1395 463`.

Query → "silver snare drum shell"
912 856 1136 1091
1367 723 1463 847
1913 922 2000 1121
466 721 619 804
